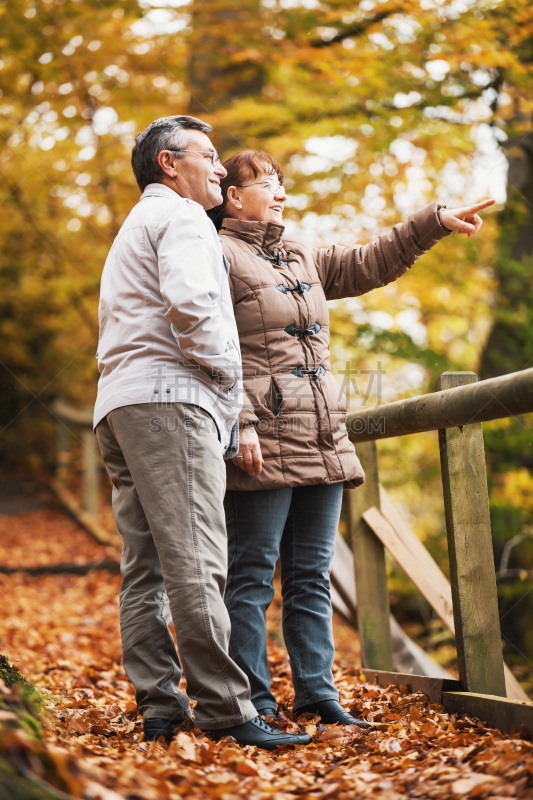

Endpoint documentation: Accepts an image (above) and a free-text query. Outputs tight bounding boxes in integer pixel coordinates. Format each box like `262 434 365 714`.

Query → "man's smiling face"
160 129 227 209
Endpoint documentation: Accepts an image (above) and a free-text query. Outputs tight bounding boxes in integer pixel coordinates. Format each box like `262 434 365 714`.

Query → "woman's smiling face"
226 168 287 223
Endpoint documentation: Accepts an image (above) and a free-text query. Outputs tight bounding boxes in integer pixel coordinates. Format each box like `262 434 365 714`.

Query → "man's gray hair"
131 115 213 192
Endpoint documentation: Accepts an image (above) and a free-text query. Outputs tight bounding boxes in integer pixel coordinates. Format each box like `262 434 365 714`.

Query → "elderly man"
94 116 310 750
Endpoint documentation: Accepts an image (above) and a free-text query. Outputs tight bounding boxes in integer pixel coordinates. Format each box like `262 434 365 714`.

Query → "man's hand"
440 199 495 237
232 425 263 476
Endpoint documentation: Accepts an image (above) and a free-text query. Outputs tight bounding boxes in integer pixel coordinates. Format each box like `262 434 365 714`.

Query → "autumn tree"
1 0 532 666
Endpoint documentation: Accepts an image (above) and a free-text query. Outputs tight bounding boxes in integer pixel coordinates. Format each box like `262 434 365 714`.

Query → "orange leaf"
68 715 91 734
236 759 260 776
172 731 200 762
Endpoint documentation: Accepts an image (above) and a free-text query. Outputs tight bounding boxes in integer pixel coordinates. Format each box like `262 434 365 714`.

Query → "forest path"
0 504 532 799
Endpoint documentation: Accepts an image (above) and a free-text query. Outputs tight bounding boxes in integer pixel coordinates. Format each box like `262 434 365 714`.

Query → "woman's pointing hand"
440 198 496 237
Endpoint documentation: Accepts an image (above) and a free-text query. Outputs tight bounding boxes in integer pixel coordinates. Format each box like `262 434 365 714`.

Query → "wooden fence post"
348 440 393 670
56 421 70 483
436 371 506 697
82 428 100 517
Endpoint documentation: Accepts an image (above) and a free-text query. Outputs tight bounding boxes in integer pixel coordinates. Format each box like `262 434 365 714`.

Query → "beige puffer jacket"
221 202 450 491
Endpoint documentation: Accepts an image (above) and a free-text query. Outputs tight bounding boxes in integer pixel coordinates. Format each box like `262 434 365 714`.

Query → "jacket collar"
219 218 285 256
140 183 202 207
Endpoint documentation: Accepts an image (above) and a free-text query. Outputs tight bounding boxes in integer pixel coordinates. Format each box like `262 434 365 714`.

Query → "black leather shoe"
256 707 279 720
294 699 370 728
205 715 311 751
143 717 185 742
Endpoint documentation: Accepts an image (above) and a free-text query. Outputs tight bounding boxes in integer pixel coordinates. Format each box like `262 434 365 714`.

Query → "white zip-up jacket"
94 183 242 456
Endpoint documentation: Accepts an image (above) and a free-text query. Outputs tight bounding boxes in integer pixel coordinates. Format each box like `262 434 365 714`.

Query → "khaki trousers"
96 402 256 729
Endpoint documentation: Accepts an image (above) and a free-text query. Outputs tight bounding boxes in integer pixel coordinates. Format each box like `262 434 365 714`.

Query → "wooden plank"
388 616 452 679
51 479 121 549
365 501 455 632
0 560 120 576
375 488 529 702
82 428 100 517
55 420 70 483
331 532 359 620
437 372 506 698
330 583 357 629
346 365 533 443
348 441 393 671
443 691 533 734
331 534 453 679
51 398 94 426
364 669 462 704
503 669 533 704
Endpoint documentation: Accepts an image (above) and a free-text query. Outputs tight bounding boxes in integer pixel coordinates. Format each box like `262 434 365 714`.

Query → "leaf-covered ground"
1 506 533 799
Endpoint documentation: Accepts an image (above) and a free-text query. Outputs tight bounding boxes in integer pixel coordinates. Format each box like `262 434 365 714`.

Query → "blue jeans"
224 483 343 712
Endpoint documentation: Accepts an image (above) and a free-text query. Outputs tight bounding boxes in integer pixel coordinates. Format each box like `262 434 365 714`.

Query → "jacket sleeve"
238 397 260 428
227 270 260 428
157 202 239 390
314 202 451 301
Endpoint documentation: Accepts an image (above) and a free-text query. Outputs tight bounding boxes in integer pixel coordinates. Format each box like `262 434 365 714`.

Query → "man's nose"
215 162 227 178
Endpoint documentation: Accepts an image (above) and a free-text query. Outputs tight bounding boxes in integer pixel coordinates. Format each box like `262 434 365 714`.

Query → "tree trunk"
479 132 533 379
187 0 265 114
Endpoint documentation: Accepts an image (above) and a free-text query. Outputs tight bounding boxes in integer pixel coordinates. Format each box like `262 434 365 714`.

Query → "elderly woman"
208 150 492 725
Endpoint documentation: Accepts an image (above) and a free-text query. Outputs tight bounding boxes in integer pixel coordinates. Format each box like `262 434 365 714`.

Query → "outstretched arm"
315 200 494 301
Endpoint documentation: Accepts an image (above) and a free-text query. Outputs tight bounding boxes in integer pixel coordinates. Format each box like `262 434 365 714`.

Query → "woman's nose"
275 187 287 201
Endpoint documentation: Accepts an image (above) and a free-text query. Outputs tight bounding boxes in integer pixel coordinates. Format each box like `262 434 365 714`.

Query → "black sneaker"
205 715 312 751
294 699 370 728
143 717 185 743
256 706 279 720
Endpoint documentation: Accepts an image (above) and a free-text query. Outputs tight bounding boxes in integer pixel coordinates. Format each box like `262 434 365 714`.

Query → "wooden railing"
50 399 120 547
50 369 533 732
345 369 533 732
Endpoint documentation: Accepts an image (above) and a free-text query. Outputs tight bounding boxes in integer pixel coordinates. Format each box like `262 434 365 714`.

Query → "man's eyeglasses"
237 179 285 194
167 149 221 166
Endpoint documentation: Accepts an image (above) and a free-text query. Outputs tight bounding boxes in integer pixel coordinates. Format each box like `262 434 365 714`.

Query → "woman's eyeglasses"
167 149 221 166
237 179 285 194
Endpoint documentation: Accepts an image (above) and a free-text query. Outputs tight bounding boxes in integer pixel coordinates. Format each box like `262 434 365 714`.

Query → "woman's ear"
227 186 243 211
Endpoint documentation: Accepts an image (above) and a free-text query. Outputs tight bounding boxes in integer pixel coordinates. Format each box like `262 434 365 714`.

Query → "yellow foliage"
0 0 531 520
493 468 533 514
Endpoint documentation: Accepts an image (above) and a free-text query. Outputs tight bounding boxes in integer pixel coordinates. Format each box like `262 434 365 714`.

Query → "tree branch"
311 11 393 48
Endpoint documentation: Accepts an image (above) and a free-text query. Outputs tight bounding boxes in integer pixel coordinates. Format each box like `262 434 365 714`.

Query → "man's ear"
157 150 179 179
